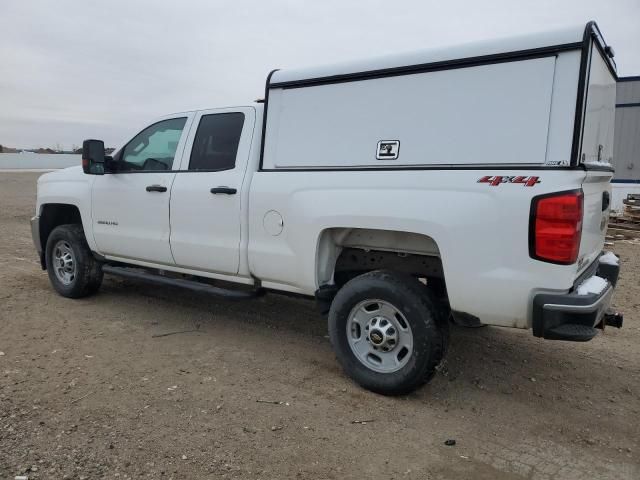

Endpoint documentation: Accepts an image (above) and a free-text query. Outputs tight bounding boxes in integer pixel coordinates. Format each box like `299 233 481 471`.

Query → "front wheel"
45 224 103 298
328 270 448 395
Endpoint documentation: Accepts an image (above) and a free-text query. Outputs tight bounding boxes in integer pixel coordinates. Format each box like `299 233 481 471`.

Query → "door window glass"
120 117 187 171
189 113 245 171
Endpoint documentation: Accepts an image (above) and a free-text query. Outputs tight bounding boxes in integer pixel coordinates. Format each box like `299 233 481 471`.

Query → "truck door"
169 107 255 275
91 115 193 265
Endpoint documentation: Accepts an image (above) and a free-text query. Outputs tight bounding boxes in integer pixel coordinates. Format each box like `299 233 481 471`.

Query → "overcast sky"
1 0 638 149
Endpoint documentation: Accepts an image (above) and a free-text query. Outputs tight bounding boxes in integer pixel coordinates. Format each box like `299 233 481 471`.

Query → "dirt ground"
0 172 638 480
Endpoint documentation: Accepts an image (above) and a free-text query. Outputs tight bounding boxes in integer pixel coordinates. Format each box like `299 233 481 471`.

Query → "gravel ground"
0 172 638 479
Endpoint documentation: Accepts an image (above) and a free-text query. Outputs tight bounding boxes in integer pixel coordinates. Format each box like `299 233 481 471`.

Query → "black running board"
102 265 263 300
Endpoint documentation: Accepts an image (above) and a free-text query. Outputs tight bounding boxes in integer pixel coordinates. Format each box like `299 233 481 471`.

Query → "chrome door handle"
146 185 167 192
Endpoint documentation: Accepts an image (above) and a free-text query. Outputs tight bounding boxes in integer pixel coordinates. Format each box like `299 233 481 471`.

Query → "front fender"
36 167 97 251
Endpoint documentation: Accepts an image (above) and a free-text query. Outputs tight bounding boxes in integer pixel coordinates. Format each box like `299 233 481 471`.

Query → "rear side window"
189 113 245 171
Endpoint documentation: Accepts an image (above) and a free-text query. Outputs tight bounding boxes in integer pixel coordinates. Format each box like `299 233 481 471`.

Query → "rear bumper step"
102 265 264 300
532 252 621 342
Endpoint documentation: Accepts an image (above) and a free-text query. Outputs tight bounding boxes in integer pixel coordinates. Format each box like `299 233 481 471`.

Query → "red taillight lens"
530 190 583 264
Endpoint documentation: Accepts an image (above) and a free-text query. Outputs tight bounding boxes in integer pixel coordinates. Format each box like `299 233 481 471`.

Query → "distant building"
612 76 640 209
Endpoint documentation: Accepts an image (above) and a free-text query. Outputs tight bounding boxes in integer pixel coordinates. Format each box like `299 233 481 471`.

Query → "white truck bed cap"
270 23 591 86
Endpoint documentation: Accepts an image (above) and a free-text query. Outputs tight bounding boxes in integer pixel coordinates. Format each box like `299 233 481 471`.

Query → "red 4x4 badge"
477 175 541 187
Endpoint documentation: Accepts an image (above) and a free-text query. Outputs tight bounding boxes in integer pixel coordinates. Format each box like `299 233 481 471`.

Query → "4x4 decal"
477 175 541 187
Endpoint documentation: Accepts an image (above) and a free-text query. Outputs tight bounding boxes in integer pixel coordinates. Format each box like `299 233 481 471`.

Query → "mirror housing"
82 139 106 175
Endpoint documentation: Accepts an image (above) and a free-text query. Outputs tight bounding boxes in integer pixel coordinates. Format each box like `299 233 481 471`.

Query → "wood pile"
608 193 640 241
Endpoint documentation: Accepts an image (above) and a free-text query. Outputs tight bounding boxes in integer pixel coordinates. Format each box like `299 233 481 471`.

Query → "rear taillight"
530 190 583 265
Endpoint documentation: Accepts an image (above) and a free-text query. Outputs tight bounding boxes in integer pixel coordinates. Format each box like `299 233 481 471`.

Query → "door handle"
146 185 167 192
210 186 237 195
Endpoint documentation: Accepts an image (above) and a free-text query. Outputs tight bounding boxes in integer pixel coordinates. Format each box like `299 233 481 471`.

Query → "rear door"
169 107 255 274
577 42 617 271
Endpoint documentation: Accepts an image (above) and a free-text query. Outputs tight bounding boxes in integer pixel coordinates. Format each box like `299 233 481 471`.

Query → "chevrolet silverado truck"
31 22 623 395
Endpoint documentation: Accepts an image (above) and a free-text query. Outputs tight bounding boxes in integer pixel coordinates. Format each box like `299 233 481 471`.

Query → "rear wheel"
45 224 103 298
328 270 448 395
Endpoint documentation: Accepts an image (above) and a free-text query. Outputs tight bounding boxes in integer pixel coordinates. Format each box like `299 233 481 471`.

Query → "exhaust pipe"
604 310 623 329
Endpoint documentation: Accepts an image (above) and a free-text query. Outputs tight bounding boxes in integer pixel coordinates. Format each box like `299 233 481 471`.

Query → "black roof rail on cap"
569 21 618 168
585 21 617 78
618 76 640 82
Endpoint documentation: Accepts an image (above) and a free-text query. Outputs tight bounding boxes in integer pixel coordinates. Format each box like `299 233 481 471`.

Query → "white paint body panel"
270 25 586 85
35 166 97 251
91 113 194 265
248 169 589 328
92 171 177 264
264 58 557 169
170 107 257 275
577 48 617 272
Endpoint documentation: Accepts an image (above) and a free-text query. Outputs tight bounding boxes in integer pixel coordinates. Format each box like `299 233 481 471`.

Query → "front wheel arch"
38 204 83 264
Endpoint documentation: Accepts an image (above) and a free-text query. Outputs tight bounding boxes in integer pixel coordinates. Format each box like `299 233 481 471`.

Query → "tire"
328 270 448 395
45 224 103 298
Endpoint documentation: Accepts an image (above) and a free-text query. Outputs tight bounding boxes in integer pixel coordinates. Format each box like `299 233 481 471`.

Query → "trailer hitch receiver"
603 310 623 329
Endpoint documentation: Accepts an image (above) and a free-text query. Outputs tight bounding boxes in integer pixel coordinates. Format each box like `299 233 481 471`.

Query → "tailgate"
579 171 612 272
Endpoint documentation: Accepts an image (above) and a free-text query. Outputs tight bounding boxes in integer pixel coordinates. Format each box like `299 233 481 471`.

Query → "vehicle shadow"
97 275 634 407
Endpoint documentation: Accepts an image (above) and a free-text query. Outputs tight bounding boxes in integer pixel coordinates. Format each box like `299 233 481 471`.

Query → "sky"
1 0 638 150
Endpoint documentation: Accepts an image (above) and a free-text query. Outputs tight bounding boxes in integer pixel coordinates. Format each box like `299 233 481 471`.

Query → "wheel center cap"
369 329 384 345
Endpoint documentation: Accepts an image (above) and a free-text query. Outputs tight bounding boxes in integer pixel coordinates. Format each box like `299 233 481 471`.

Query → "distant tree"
0 144 3 153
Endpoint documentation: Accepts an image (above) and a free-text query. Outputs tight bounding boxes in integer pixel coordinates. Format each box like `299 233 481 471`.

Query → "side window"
120 117 187 171
189 113 245 171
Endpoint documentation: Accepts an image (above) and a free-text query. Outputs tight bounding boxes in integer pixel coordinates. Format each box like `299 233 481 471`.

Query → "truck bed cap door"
576 41 616 272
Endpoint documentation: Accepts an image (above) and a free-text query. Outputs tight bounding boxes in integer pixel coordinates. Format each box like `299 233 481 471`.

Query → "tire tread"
328 270 448 395
45 224 103 298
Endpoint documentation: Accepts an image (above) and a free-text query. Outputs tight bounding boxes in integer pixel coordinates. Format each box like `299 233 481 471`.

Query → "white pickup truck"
31 22 623 394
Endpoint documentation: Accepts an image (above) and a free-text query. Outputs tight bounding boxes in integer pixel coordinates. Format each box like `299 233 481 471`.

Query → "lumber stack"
608 193 640 240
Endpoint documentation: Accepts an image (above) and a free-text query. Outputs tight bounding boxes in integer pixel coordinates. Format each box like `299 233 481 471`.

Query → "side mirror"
82 139 105 175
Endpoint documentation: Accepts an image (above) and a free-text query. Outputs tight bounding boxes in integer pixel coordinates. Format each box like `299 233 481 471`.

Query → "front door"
169 107 255 275
91 115 192 265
